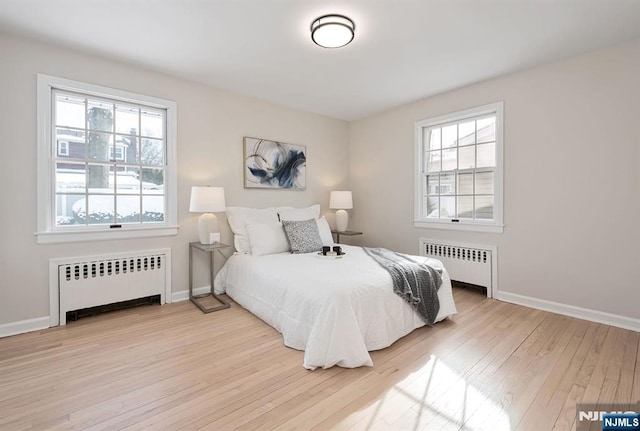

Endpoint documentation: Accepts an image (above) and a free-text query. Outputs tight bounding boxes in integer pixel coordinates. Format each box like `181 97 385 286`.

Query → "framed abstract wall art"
243 137 306 190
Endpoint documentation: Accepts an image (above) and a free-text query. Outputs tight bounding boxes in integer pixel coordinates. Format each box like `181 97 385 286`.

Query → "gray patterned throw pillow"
282 218 323 254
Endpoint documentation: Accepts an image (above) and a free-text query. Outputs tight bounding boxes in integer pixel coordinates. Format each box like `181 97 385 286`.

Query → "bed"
213 205 457 370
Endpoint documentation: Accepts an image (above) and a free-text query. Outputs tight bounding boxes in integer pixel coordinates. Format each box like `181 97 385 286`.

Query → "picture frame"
243 137 306 190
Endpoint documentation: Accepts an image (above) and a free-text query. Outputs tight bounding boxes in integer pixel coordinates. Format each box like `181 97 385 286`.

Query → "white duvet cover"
214 245 457 370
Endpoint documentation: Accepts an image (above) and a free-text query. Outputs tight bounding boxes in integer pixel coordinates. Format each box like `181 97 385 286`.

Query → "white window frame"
36 74 178 244
109 144 126 162
414 102 504 233
57 140 69 156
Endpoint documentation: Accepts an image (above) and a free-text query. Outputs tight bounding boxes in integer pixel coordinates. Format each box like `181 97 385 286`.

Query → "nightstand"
189 242 232 313
331 230 363 244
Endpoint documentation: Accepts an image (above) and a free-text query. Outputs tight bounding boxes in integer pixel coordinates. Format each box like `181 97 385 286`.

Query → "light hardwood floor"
0 287 637 430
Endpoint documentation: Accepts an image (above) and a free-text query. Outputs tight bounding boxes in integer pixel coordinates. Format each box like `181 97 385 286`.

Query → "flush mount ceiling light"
310 14 355 48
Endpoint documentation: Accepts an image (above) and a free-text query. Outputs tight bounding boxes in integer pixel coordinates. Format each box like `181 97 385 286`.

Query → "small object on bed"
316 251 345 259
321 245 345 256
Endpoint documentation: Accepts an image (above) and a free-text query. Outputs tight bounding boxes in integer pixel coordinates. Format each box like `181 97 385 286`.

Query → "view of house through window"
415 102 503 232
54 90 167 227
423 115 495 219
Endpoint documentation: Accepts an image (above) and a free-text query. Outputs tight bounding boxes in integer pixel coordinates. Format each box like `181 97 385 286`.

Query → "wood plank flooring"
0 287 637 430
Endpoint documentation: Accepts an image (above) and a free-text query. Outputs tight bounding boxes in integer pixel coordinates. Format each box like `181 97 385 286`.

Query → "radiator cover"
420 238 496 297
50 249 171 326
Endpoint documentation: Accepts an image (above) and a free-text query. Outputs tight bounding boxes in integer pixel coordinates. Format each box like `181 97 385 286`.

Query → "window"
415 102 503 233
109 144 126 162
37 74 178 244
57 140 69 156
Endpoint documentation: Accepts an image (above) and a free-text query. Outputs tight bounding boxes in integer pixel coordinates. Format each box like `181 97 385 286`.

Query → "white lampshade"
189 186 226 213
190 186 226 244
329 191 353 210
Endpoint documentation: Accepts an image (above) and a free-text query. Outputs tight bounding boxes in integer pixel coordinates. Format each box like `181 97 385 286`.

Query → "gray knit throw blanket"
363 247 442 326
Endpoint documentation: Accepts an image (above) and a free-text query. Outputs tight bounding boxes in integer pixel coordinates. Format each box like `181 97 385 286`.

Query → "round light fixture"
310 14 355 49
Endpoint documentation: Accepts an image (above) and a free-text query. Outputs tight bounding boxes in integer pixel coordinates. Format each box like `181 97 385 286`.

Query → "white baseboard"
495 291 640 332
0 316 50 338
2 285 213 338
171 286 211 303
1 286 211 338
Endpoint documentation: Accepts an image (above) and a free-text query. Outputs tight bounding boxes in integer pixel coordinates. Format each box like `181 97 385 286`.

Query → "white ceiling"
1 0 640 121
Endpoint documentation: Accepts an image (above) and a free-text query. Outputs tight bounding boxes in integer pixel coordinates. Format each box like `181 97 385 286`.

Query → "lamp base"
198 213 219 244
335 209 349 232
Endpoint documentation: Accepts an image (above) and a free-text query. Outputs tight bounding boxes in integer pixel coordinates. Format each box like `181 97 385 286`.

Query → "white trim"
37 74 54 240
414 220 504 233
163 249 173 305
36 225 178 244
0 316 50 338
49 248 172 327
414 101 504 232
417 103 503 127
171 286 212 303
495 291 640 332
36 74 178 244
48 258 60 327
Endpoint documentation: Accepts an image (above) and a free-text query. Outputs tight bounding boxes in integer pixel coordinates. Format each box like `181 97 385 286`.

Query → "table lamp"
189 186 226 244
330 190 353 232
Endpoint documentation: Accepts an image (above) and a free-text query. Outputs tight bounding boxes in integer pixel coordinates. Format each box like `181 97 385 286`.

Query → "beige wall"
2 32 638 329
350 39 640 320
0 34 349 326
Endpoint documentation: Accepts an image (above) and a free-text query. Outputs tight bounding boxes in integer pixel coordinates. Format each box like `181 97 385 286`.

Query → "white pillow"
225 207 279 254
277 204 320 221
246 222 290 256
316 216 334 247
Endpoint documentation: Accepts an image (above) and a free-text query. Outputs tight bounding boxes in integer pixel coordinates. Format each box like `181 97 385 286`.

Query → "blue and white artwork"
243 137 306 190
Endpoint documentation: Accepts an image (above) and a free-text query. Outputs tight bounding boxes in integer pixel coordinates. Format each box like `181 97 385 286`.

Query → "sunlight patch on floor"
342 355 512 430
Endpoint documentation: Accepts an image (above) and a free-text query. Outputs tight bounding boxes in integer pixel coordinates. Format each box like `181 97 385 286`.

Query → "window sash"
52 89 167 228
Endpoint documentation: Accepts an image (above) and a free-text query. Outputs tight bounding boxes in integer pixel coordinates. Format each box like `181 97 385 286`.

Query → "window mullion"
138 107 143 224
84 96 89 226
454 172 458 219
472 167 476 220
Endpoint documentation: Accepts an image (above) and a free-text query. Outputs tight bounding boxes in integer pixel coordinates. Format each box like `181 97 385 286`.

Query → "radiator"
420 239 495 297
56 250 168 325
